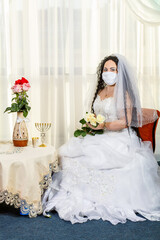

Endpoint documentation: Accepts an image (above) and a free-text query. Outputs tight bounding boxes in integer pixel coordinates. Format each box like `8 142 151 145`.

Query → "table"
0 142 58 217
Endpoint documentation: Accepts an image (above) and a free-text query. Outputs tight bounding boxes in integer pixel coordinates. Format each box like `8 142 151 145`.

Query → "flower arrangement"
4 77 31 117
74 112 105 137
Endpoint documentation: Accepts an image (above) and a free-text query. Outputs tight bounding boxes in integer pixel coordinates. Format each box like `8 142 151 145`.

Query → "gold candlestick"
35 123 51 147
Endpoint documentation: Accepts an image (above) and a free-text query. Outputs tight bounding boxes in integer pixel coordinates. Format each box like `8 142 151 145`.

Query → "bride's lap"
58 128 155 171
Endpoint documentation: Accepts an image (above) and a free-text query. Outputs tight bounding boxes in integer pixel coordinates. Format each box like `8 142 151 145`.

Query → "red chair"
138 109 160 152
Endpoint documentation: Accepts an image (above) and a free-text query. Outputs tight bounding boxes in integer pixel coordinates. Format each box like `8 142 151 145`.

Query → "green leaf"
82 127 90 132
81 131 87 137
11 103 17 107
18 102 25 109
23 110 28 118
79 118 86 125
27 106 31 111
11 103 18 112
94 130 104 134
4 107 11 113
74 129 83 137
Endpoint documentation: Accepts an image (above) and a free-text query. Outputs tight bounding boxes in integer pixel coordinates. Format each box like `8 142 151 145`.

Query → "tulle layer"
42 128 160 225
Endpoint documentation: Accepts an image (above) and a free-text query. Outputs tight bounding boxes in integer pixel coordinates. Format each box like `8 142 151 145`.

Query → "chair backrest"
138 109 160 152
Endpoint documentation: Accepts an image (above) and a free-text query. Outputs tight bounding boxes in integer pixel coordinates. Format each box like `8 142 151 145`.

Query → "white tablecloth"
0 142 58 217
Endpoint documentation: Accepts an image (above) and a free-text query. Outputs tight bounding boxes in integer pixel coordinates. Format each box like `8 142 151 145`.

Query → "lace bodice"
93 95 117 122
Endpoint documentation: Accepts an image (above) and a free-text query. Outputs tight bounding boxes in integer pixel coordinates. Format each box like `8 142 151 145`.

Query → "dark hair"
91 55 118 112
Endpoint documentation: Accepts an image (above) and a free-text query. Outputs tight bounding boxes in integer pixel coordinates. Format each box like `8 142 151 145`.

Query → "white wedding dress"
42 95 160 225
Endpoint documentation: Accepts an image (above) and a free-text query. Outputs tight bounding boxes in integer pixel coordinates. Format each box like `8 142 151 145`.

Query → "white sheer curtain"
126 0 160 24
0 0 160 155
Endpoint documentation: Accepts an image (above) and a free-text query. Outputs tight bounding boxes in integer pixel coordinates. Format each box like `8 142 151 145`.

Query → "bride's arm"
105 118 129 131
105 93 132 131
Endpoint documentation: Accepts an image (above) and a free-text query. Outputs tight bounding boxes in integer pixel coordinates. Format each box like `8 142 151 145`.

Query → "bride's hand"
86 122 104 130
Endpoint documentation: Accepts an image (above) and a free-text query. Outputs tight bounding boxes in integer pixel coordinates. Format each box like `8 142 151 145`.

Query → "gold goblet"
35 123 51 147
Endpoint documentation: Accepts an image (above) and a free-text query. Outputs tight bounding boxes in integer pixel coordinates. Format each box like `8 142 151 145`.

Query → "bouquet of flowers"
4 77 31 117
74 112 105 137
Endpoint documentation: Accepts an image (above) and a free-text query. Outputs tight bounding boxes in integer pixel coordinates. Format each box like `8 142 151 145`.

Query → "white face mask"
102 72 117 85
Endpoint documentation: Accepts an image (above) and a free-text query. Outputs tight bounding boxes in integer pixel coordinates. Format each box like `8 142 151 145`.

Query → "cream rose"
90 117 97 126
85 113 95 122
96 114 105 124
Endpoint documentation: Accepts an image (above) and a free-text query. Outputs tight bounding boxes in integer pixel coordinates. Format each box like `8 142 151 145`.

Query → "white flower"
85 113 95 122
96 114 105 124
90 117 97 126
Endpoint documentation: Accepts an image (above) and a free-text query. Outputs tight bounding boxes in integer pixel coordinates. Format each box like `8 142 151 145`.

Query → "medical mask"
102 72 117 85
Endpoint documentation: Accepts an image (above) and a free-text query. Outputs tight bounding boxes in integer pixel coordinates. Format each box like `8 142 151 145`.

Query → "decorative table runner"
0 142 58 217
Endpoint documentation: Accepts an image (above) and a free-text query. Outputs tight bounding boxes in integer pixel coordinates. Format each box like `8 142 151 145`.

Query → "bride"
42 54 160 225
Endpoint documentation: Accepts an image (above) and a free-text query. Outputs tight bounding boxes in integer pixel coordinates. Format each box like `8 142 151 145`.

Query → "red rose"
15 77 29 85
15 79 22 85
21 77 29 84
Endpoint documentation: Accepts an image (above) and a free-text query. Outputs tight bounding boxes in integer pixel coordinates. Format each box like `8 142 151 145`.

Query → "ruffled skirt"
42 128 160 225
